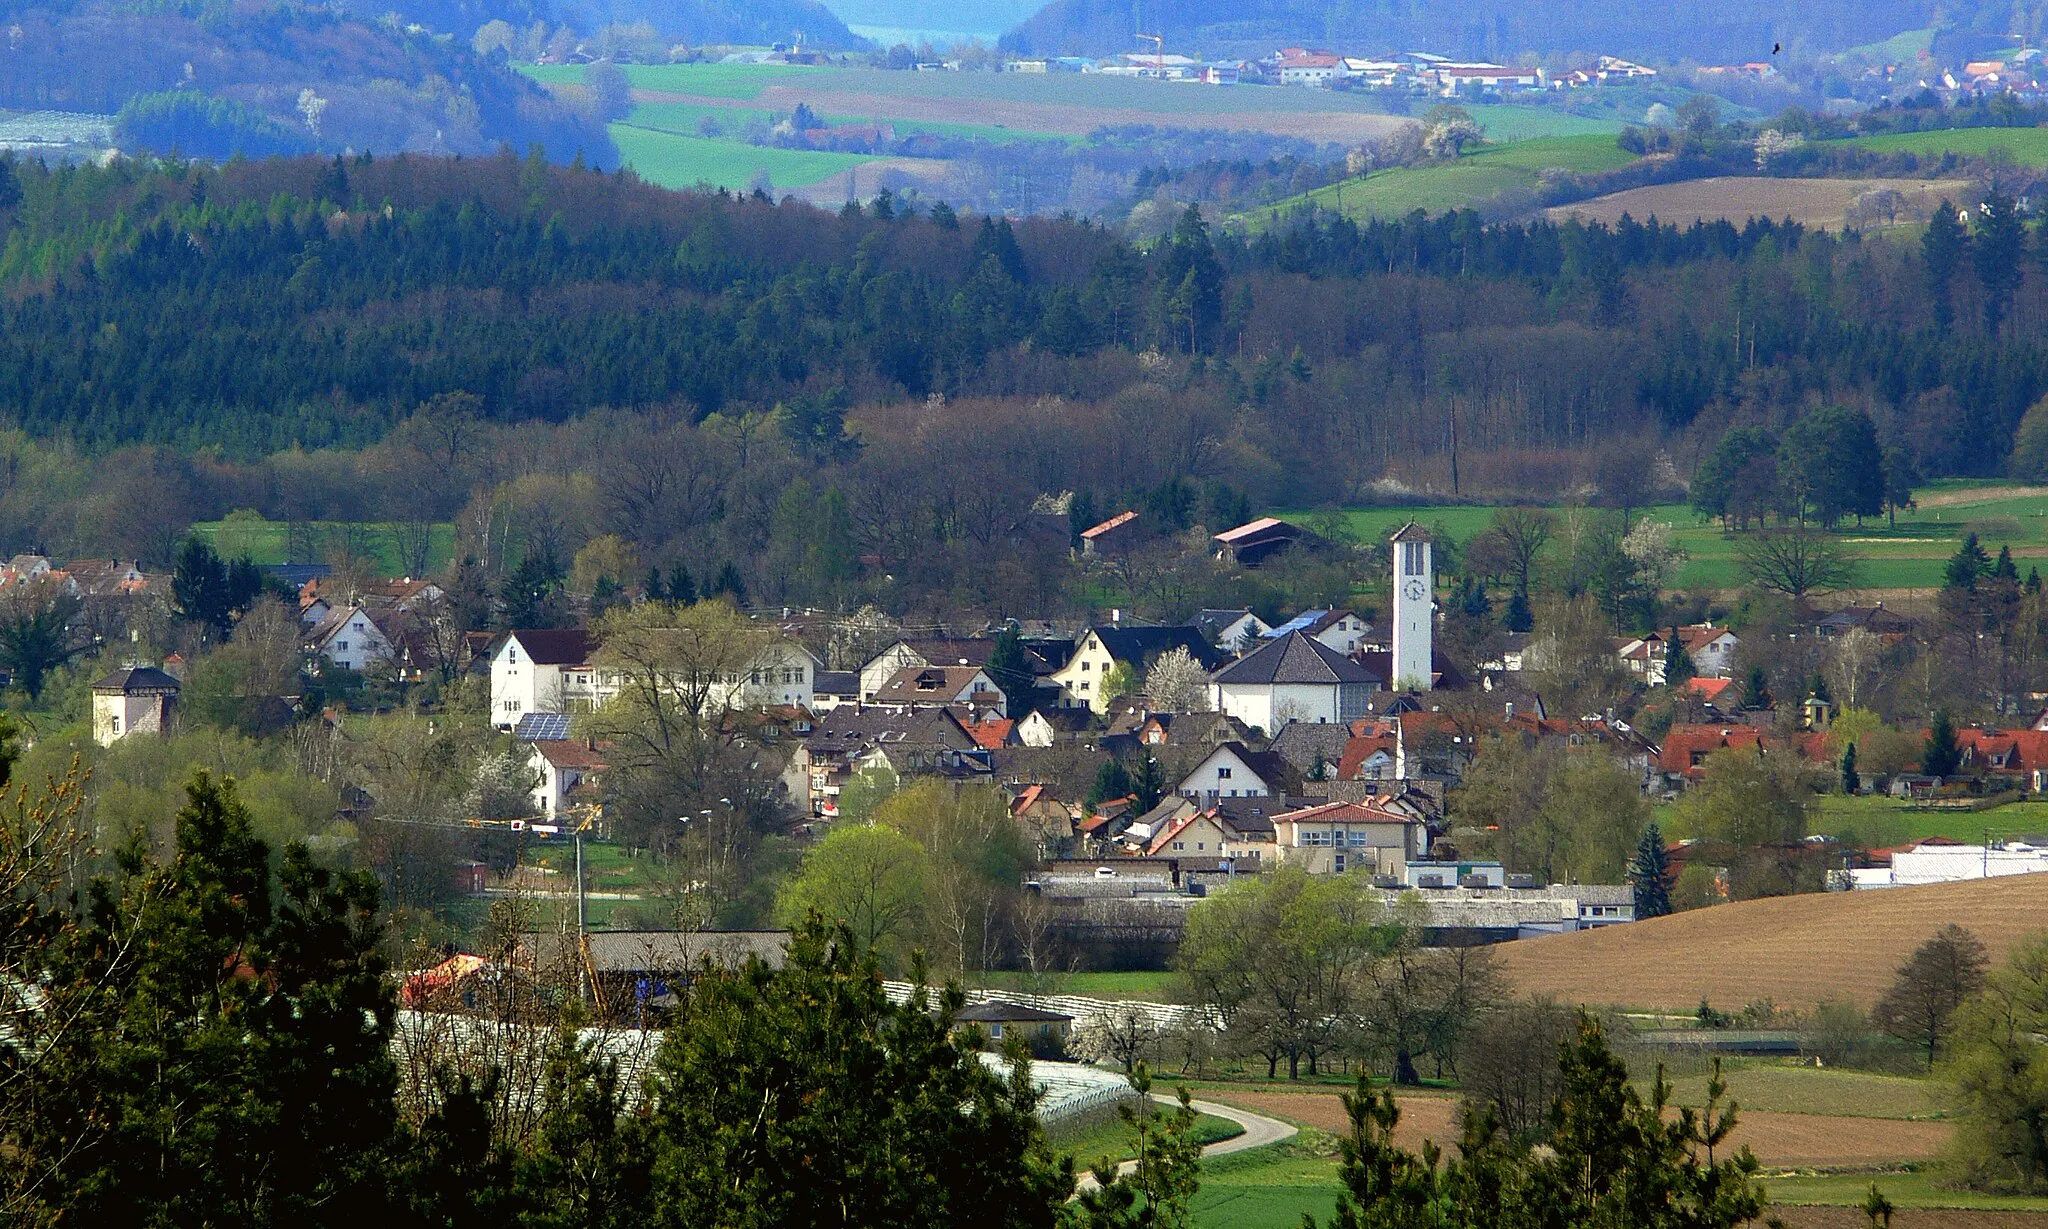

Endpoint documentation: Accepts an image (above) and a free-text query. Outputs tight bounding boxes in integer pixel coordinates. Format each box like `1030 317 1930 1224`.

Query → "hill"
1238 135 1636 229
1494 874 2048 1012
0 0 611 162
1000 0 1945 64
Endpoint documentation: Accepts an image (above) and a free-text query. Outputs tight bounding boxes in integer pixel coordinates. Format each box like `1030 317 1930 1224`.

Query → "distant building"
92 665 180 746
1851 841 2048 888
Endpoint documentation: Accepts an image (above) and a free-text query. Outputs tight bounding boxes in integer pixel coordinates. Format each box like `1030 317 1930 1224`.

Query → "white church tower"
1390 522 1433 691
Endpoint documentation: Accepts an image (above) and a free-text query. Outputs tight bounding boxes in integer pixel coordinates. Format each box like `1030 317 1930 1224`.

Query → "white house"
1212 630 1380 732
1190 608 1271 653
1676 625 1739 678
490 628 598 728
527 739 605 821
1177 742 1292 799
490 626 816 730
303 605 398 672
91 665 180 746
1851 841 2048 888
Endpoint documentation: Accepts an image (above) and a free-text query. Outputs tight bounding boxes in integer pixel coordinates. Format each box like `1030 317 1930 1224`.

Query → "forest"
0 149 2041 481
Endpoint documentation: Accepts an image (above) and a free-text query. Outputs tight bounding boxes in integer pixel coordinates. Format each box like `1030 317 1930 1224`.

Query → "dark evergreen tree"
985 626 1036 720
1841 741 1860 795
14 773 398 1226
1630 820 1673 920
1996 543 2020 582
1134 753 1166 814
1502 589 1534 634
1741 665 1772 709
499 547 566 628
1088 757 1133 808
709 562 747 605
643 565 667 602
1923 710 1961 777
1946 532 1993 591
1924 197 1967 336
668 564 697 606
1662 627 1694 687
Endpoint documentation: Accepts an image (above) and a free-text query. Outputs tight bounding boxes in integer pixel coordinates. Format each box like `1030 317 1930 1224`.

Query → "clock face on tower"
1403 578 1426 601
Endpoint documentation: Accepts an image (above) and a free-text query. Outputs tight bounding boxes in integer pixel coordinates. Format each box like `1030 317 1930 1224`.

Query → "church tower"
1390 522 1433 691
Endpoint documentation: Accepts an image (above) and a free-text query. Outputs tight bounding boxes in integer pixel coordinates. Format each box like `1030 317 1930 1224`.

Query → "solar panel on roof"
515 712 571 741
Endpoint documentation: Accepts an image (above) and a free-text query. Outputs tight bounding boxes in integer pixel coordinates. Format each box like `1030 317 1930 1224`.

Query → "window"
989 1023 1003 1038
1402 541 1425 577
1334 852 1346 873
338 640 349 651
1081 661 1091 672
1217 767 1232 779
110 716 121 734
1080 681 1090 692
1172 840 1184 850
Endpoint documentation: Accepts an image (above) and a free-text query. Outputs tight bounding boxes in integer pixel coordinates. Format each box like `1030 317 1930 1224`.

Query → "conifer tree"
1923 710 1961 777
1630 820 1673 920
1662 627 1694 687
1842 741 1860 795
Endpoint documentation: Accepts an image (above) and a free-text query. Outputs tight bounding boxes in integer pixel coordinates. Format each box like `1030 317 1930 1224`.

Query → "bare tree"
1738 529 1859 602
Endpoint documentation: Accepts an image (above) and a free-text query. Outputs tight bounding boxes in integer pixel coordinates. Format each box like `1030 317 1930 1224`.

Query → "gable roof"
1390 522 1432 543
1268 721 1352 773
1272 799 1421 827
92 665 180 694
1080 511 1138 540
1185 741 1297 792
874 664 995 704
803 706 976 757
953 1001 1073 1023
1089 626 1225 671
1213 631 1378 686
532 739 606 771
507 627 595 666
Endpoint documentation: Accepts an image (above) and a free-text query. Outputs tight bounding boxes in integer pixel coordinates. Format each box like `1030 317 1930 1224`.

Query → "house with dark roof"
1814 603 1912 640
1212 630 1381 732
1268 720 1353 779
527 739 607 821
1050 625 1226 714
489 628 596 729
1176 741 1298 800
951 1001 1073 1053
786 707 984 816
92 665 180 746
1188 608 1271 652
871 664 1007 715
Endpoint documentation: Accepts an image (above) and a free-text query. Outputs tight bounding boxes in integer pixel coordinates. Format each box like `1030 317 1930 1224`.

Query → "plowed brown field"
1777 1212 2048 1228
1495 874 2048 1011
1545 176 1970 231
1209 1091 1950 1169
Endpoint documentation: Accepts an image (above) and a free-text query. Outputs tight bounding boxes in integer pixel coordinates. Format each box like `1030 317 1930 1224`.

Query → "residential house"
1616 632 1667 684
1177 741 1296 799
1188 608 1271 653
1050 626 1223 714
359 577 447 613
1261 609 1372 655
1211 630 1380 732
1104 704 1251 751
871 664 1007 714
1016 707 1097 746
812 670 859 712
488 627 815 730
489 628 597 727
1675 624 1739 678
303 605 398 672
1271 799 1429 875
1657 724 1780 784
1009 783 1076 858
527 739 605 822
91 665 180 746
1211 517 1324 568
787 707 983 816
1436 63 1540 92
858 637 996 701
1277 52 1342 86
1814 603 1911 640
951 1002 1072 1053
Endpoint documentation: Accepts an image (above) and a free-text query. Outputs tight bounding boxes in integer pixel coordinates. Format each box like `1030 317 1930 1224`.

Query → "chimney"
1110 608 1123 625
1503 701 1514 720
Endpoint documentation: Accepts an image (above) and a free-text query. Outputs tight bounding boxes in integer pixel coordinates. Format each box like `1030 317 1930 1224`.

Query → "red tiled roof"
1338 733 1396 780
1081 511 1138 540
1686 676 1737 702
968 717 1015 751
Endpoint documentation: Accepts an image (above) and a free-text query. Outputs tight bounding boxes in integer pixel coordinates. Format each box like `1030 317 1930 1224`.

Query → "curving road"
1073 1094 1297 1191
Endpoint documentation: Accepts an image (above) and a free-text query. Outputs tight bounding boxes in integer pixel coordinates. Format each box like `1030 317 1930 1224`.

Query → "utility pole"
575 825 589 1006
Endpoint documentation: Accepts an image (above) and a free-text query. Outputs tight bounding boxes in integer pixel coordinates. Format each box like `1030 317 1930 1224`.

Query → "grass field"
1547 175 1971 232
1768 1170 2048 1213
610 123 875 190
1494 872 2048 1012
1660 1065 1947 1120
1836 127 2048 165
1241 134 1638 227
190 515 454 576
1049 1109 1244 1170
972 969 1179 999
1191 1141 1343 1229
1810 796 2048 849
1281 479 2048 594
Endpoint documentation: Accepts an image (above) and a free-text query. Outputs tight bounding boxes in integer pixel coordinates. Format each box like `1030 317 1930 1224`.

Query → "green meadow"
609 123 873 190
1282 480 2048 594
1240 134 1638 228
1835 125 2048 165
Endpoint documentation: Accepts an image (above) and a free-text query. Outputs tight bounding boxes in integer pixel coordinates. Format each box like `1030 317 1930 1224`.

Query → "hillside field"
1545 175 1971 232
1239 134 1638 228
1493 872 2048 1012
1280 479 2048 595
1836 126 2048 165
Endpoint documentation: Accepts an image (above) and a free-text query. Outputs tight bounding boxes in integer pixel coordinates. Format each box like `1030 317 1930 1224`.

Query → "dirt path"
1074 1095 1297 1193
1205 1090 1952 1169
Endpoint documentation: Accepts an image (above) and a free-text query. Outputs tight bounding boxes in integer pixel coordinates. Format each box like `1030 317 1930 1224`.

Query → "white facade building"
1851 842 2048 888
1390 523 1434 690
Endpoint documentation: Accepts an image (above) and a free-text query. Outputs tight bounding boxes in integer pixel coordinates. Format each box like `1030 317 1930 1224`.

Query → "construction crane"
1135 31 1163 79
